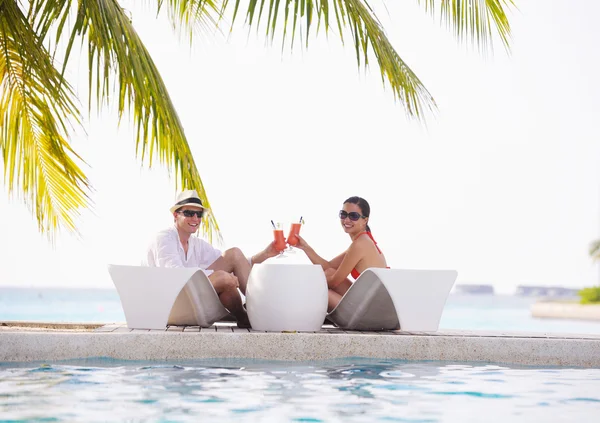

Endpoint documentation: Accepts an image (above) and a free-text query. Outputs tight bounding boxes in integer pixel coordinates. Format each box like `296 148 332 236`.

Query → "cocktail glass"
273 228 287 258
285 222 302 253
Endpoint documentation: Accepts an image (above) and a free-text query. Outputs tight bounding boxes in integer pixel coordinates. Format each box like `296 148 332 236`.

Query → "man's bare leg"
208 270 250 328
208 248 252 294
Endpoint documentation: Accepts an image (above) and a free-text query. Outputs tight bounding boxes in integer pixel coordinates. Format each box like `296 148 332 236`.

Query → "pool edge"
2 328 599 368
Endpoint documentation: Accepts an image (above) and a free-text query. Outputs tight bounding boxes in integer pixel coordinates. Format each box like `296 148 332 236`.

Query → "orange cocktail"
287 223 302 246
273 229 287 252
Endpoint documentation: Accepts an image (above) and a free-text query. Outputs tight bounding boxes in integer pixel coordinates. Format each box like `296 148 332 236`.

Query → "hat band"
174 197 203 207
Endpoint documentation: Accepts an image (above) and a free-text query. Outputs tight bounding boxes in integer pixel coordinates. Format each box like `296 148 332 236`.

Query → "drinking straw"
271 220 277 229
299 216 303 223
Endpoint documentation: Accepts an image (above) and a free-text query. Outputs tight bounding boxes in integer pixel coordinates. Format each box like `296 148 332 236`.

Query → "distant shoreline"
531 301 600 321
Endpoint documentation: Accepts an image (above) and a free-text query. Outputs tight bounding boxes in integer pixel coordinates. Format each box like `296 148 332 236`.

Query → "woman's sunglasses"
179 210 204 218
339 210 366 221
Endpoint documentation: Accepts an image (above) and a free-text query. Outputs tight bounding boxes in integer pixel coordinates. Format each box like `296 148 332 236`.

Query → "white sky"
1 0 599 294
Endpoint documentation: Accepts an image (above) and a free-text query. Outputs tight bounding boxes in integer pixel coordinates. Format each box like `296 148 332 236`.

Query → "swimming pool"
1 358 599 422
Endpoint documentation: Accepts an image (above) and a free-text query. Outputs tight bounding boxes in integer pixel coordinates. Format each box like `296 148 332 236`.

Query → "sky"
0 0 599 294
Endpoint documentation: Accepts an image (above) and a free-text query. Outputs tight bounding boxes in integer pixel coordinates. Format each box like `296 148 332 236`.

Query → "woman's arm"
328 251 347 269
326 240 366 288
295 234 345 270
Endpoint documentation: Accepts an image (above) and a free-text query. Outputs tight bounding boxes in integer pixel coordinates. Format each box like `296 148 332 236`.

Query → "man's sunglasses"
179 210 204 218
339 210 366 221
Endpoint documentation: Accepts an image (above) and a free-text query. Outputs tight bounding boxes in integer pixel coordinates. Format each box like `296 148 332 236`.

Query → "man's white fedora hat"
170 190 210 214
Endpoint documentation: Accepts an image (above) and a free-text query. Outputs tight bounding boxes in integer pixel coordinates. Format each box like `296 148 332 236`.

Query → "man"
145 190 279 328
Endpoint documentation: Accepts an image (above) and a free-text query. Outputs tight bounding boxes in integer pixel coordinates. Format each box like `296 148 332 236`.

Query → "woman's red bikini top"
350 231 385 279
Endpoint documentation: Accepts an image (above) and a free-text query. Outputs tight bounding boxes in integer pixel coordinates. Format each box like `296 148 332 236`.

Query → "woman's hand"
293 234 311 252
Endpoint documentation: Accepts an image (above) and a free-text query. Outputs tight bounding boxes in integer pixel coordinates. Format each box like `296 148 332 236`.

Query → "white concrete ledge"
531 301 600 321
2 323 600 368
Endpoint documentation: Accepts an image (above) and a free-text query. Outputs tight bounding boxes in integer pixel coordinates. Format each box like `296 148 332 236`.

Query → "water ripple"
1 359 599 422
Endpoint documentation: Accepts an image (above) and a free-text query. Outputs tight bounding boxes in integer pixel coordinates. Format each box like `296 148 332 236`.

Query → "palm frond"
28 0 72 44
0 0 90 240
221 0 436 119
156 0 222 39
590 239 600 262
417 0 515 52
60 0 220 242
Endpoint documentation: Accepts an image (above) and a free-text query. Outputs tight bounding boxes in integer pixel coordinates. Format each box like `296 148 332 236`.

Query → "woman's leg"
324 268 352 311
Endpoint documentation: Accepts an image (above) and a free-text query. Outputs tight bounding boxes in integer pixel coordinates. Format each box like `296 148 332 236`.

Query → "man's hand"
251 241 281 264
263 241 281 259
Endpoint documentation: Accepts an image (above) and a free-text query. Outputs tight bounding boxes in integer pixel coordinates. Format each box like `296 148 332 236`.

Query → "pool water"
1 358 599 422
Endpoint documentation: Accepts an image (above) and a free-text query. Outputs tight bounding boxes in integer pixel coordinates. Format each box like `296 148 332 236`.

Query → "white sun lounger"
107 264 230 330
327 268 457 331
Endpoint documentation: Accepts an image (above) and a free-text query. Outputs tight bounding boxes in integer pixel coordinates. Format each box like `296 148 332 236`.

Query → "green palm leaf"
417 0 515 51
29 0 221 242
590 239 600 262
4 0 516 242
0 0 90 240
157 0 222 38
207 0 513 117
72 0 221 241
219 0 436 118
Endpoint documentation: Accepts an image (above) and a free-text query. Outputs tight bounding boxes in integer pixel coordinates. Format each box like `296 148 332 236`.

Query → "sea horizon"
2 286 599 335
0 283 586 296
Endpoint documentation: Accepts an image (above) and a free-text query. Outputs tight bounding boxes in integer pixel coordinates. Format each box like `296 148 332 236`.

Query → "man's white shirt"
145 226 221 275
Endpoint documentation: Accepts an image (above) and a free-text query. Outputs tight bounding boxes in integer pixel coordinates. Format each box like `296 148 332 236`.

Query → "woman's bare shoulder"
351 234 372 248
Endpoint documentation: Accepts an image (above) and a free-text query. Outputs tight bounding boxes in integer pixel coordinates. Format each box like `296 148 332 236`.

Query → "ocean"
1 287 599 334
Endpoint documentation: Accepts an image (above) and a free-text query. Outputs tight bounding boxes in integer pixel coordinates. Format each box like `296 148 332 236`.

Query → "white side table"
245 263 328 331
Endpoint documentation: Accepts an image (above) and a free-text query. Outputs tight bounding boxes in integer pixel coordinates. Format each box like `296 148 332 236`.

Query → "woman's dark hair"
344 196 371 232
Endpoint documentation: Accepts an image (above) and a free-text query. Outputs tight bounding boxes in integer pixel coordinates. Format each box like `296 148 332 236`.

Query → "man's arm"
249 241 280 265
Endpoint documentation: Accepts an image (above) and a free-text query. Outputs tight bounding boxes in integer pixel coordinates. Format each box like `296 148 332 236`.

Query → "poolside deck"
2 321 599 367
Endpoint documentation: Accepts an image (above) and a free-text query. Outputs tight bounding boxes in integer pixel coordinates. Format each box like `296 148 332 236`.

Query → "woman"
295 196 387 311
